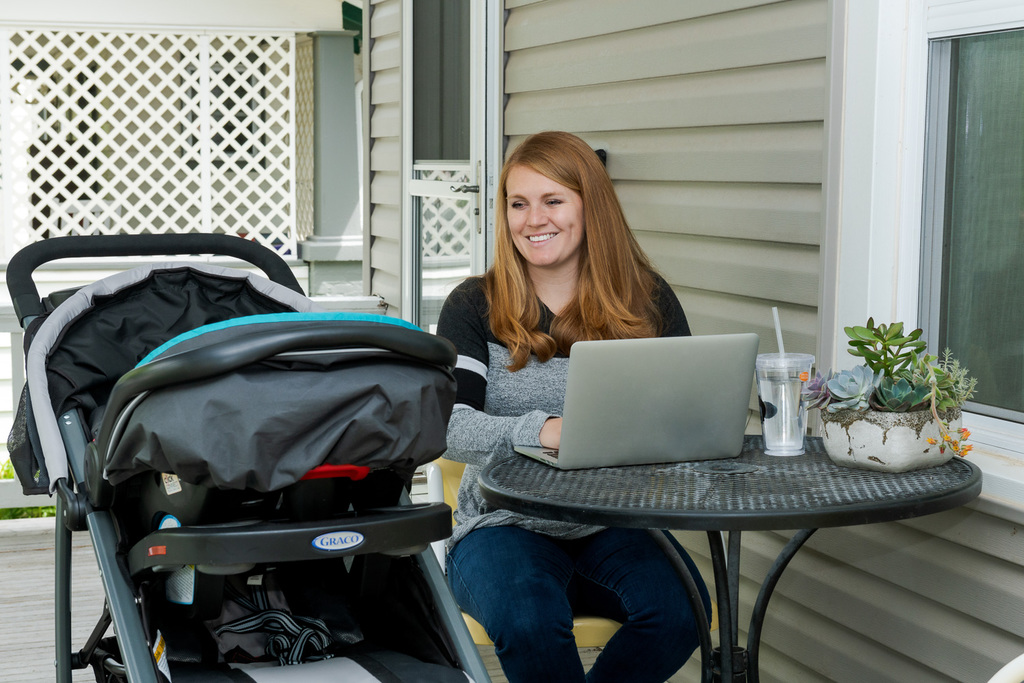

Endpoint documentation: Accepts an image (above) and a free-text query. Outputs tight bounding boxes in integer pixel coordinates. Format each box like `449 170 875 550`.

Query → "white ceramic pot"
820 407 962 472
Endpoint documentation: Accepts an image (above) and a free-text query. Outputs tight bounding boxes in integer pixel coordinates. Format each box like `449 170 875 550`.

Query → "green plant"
0 505 56 520
910 349 978 412
802 369 834 410
0 458 56 520
845 319 927 378
870 376 932 412
802 319 978 456
825 366 880 412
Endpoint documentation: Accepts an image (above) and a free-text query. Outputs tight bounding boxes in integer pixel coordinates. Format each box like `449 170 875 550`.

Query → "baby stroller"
6 234 489 683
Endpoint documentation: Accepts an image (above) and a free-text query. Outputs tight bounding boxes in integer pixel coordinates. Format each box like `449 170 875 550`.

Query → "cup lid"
755 353 815 369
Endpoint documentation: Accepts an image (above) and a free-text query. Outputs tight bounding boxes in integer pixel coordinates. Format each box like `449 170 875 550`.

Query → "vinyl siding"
364 0 404 317
672 498 1024 682
362 2 1024 679
503 0 825 353
505 1 1024 682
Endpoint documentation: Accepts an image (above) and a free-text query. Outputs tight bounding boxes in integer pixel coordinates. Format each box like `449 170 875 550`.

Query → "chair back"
437 458 466 525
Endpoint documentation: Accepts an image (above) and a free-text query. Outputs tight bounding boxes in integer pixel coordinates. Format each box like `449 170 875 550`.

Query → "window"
921 28 1024 425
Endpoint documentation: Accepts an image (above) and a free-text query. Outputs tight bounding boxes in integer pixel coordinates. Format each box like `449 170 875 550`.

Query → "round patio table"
477 435 982 683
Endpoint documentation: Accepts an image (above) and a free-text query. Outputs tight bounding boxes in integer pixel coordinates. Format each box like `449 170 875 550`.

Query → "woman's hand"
539 417 563 449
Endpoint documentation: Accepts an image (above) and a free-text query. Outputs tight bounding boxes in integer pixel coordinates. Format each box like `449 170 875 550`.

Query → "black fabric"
350 650 474 683
278 560 365 649
105 352 455 490
7 314 51 495
168 663 256 683
44 268 299 435
349 654 404 683
209 573 338 665
6 385 49 495
352 556 459 669
170 652 470 683
156 560 468 683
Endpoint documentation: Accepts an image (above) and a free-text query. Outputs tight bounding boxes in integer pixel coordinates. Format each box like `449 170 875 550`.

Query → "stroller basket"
6 235 488 683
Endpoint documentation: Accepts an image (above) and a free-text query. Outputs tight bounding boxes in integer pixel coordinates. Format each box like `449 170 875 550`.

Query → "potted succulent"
802 319 977 472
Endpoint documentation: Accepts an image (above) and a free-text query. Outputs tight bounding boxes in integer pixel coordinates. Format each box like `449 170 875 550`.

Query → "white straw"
772 306 786 355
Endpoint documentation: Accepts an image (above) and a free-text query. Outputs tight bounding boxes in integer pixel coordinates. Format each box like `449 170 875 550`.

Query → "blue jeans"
446 526 711 683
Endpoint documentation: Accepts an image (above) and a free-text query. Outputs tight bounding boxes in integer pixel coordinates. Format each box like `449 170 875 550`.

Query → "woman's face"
505 165 585 280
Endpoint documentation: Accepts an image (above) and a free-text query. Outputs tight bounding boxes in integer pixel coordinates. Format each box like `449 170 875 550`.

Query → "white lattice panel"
418 168 472 261
0 29 297 257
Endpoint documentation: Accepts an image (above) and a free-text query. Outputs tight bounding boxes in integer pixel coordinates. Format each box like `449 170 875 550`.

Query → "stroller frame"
7 234 490 683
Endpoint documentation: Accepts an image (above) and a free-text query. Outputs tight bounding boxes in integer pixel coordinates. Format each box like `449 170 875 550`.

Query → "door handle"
450 184 480 194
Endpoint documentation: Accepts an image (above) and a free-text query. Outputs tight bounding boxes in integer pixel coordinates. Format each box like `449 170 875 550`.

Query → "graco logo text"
312 531 365 552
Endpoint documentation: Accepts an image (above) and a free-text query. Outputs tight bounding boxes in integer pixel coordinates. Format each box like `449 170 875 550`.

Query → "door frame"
400 0 499 325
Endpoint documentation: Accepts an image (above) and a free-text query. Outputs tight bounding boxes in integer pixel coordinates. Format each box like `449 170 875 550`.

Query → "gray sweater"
434 276 690 548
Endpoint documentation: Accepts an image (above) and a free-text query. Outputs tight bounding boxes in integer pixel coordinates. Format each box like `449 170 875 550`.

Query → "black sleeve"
653 274 691 337
435 278 490 411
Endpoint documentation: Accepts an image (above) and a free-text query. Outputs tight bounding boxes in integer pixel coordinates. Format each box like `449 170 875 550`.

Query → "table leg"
727 530 743 666
646 529 717 683
650 527 817 683
746 528 817 683
710 530 746 682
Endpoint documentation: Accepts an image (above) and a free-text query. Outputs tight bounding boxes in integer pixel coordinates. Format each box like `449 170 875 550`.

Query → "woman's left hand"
539 417 562 449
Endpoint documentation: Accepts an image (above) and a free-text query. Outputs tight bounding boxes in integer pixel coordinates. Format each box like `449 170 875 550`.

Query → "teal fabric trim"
138 312 422 366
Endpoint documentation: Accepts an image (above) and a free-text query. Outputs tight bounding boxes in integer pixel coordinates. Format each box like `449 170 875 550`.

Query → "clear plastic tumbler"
755 353 815 456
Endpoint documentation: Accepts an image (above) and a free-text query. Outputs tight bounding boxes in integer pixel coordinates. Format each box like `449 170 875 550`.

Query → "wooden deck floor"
0 517 698 682
0 518 100 683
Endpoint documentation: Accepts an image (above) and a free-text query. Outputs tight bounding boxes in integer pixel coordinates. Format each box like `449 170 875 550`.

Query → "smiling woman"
433 131 709 683
505 165 586 291
486 131 667 373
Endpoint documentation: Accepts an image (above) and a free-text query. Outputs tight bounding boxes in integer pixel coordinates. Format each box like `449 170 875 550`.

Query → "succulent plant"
801 369 834 410
804 318 978 457
825 366 881 413
869 376 931 412
909 348 978 412
845 318 927 378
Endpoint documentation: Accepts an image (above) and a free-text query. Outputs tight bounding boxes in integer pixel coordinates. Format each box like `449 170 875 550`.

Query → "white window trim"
830 0 1024 509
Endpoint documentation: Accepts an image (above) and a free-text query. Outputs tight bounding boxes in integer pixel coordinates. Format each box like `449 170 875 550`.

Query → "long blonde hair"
485 131 663 370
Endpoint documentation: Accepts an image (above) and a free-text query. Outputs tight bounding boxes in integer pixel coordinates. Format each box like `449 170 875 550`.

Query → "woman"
435 131 711 683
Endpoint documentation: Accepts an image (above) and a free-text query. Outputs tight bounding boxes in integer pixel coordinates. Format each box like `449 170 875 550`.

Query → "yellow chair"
426 458 716 647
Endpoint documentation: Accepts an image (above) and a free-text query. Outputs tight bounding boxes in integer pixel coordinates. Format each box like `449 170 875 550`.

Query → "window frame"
830 0 1024 508
920 31 1024 427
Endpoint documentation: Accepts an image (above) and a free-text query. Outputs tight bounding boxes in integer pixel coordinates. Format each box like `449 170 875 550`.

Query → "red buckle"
300 464 371 481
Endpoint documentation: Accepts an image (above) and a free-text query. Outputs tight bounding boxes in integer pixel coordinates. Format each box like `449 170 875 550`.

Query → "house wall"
363 0 404 315
783 1 1024 681
363 1 1024 679
503 0 825 357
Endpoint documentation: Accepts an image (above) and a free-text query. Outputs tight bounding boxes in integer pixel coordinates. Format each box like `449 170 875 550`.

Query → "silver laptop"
514 333 759 469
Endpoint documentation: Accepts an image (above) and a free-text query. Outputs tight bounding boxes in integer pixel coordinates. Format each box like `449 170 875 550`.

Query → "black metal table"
477 436 982 682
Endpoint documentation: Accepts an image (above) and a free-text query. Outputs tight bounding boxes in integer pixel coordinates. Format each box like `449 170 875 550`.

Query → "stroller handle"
7 234 303 324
